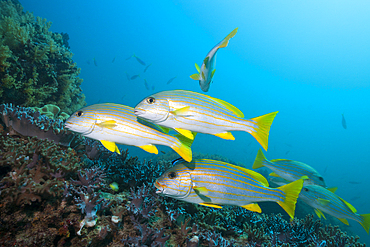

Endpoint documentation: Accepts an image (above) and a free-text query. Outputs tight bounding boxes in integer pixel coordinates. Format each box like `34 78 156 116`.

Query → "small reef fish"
65 103 193 162
134 90 278 151
190 27 238 92
93 57 98 66
342 113 347 129
166 76 177 84
253 149 326 187
144 63 152 73
126 54 146 65
144 79 150 90
300 185 370 234
155 158 304 219
131 74 140 80
109 182 119 192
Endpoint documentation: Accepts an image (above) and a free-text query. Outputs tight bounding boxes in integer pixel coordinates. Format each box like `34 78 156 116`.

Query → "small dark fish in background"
111 56 116 63
151 85 155 91
160 151 166 154
133 54 146 66
93 57 98 66
350 196 360 201
144 79 150 90
342 113 347 129
86 60 90 65
125 72 130 81
348 181 361 184
166 76 177 84
144 63 152 73
285 150 290 155
131 74 140 80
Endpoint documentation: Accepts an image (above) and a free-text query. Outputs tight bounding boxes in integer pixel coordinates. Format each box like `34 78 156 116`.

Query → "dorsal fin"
228 163 269 187
209 96 244 118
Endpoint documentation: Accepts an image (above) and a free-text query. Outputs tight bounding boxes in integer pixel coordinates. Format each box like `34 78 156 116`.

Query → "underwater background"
1 0 369 245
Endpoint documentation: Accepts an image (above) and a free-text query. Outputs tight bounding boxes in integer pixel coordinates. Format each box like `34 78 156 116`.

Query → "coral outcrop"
0 0 86 114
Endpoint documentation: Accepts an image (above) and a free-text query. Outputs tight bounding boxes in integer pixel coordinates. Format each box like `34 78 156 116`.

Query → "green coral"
0 0 85 114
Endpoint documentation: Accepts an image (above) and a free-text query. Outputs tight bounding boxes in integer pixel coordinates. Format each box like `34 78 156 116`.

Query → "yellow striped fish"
300 185 370 234
65 103 193 161
190 27 238 92
253 149 326 187
155 158 303 219
134 90 278 151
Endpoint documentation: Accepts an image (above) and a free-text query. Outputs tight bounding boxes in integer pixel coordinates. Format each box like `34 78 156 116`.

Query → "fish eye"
319 177 324 181
75 111 83 117
146 97 156 104
303 188 309 192
168 171 177 179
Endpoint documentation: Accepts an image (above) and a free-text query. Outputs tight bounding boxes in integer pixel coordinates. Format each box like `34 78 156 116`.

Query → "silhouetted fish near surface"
166 76 177 84
93 57 98 66
348 181 361 185
190 28 238 92
342 114 347 129
131 74 140 80
144 63 152 73
111 56 116 63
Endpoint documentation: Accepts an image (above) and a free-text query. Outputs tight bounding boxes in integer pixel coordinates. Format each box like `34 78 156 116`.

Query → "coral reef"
0 103 77 146
0 0 85 114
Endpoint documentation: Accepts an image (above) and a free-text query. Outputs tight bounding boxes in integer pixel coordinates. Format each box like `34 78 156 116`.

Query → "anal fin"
213 132 235 140
138 144 158 154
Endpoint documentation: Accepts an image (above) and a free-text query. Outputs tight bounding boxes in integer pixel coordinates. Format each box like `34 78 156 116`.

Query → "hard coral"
0 0 86 114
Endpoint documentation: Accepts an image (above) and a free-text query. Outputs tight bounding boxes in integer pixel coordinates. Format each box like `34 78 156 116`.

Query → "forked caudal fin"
276 178 304 219
360 213 370 234
170 133 196 162
248 111 278 151
252 149 268 169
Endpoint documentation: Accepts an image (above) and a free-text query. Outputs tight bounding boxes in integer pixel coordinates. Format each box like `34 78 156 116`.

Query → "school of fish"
65 27 369 234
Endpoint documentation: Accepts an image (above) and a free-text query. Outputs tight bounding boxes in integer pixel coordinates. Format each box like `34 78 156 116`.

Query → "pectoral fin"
317 198 330 206
327 187 338 193
174 128 194 140
138 144 158 154
201 71 206 80
269 172 280 177
213 132 235 140
190 73 200 80
242 203 262 213
194 186 208 195
97 120 117 129
172 106 191 117
100 140 121 154
211 69 216 78
203 56 210 67
199 203 222 209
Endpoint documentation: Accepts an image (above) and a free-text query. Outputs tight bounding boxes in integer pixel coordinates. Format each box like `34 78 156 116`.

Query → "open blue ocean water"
21 0 370 243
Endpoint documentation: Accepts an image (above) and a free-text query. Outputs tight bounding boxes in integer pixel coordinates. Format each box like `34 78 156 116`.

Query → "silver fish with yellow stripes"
190 27 238 92
253 149 326 187
300 185 370 234
65 103 193 162
155 158 303 219
134 90 278 151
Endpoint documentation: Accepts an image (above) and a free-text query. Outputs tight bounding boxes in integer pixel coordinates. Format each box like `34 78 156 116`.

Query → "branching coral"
0 0 86 114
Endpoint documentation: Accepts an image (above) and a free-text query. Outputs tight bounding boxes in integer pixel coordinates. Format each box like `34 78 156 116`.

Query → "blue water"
21 0 370 243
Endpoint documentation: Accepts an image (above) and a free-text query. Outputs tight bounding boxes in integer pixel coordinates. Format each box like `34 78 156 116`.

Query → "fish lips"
134 108 145 117
154 181 164 194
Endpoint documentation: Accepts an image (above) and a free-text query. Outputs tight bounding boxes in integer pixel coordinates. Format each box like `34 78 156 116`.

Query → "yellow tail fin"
171 133 195 162
249 111 278 151
252 149 267 169
360 213 370 234
218 27 239 48
277 178 304 219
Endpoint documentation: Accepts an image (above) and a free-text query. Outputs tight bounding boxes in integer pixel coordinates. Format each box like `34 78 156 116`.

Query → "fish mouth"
134 108 145 116
154 181 164 194
64 122 72 129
